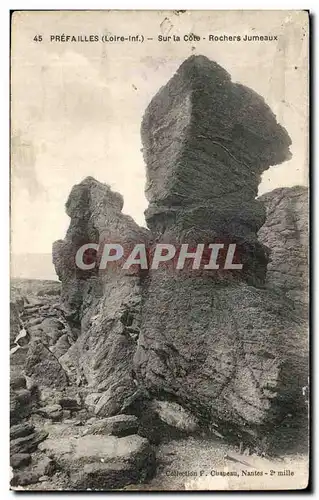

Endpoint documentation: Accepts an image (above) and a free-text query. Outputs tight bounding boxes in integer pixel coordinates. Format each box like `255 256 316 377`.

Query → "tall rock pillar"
135 56 307 449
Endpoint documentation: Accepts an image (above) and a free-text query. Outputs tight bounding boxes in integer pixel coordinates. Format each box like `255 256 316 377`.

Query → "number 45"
33 35 43 42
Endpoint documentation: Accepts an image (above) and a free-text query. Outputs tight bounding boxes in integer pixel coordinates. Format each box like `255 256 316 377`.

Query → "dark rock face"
70 462 144 490
11 453 32 470
142 56 291 207
10 388 32 425
141 55 291 285
52 55 308 454
258 186 308 305
10 422 35 440
10 301 22 348
9 373 53 488
58 397 81 411
59 274 142 417
54 177 150 417
50 334 71 359
134 55 307 442
52 176 149 328
10 430 49 455
25 340 69 389
135 279 308 440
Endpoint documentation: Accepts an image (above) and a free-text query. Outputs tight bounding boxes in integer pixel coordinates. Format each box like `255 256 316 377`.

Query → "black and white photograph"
9 9 309 491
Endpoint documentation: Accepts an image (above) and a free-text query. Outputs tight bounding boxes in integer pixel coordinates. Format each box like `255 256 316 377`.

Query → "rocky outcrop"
141 55 291 285
134 55 307 446
10 290 72 386
52 176 149 327
53 177 150 417
52 55 308 454
135 279 307 446
258 186 308 306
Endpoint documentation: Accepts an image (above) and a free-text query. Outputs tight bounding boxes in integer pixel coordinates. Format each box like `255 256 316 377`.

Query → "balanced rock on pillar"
135 55 307 449
141 55 292 284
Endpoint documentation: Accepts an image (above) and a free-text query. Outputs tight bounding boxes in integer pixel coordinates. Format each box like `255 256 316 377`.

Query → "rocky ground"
10 280 308 491
10 279 156 490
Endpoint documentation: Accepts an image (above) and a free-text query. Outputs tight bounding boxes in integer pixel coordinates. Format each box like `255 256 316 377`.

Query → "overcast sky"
11 10 308 258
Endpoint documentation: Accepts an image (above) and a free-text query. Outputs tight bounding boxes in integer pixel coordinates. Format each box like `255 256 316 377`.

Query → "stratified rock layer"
141 55 291 285
53 177 150 417
135 55 307 445
142 55 291 207
134 276 308 443
258 186 308 306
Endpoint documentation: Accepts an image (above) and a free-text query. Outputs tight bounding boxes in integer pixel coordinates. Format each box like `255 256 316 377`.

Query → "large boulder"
39 433 155 490
150 400 199 433
135 55 307 447
141 55 291 286
135 279 308 442
70 462 147 490
52 55 308 452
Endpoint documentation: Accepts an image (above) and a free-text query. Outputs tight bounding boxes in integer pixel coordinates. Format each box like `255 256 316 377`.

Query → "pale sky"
11 10 308 255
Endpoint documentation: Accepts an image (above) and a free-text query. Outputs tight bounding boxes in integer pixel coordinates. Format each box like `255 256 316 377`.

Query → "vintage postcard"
10 10 309 491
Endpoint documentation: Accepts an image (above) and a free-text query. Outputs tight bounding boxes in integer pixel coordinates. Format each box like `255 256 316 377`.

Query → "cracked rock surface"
258 186 308 306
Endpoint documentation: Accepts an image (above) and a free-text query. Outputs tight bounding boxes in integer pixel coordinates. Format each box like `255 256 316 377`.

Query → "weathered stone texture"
141 56 291 285
135 55 307 442
54 177 150 417
25 340 69 389
135 276 307 436
141 55 291 208
39 433 155 489
258 186 308 305
52 56 308 451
